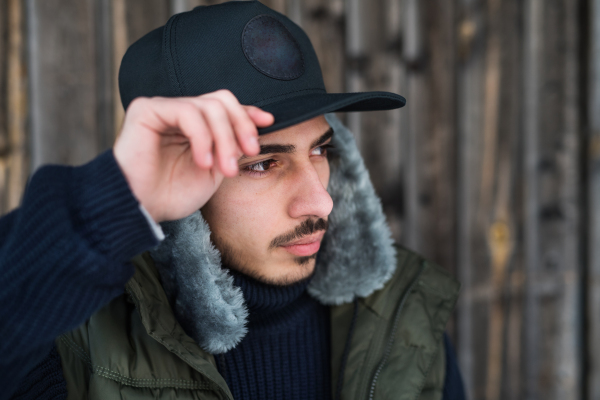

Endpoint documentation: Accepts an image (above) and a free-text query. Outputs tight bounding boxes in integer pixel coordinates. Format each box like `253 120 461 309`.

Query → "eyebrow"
239 127 334 161
310 127 334 149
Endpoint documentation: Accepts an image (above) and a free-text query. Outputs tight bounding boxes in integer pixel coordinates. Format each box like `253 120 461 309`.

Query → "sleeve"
442 333 467 400
8 345 67 400
0 149 162 400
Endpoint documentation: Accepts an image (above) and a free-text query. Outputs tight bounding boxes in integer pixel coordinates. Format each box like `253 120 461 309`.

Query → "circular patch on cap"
242 15 305 80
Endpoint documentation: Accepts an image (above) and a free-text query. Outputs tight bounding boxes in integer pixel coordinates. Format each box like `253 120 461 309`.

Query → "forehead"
258 115 330 145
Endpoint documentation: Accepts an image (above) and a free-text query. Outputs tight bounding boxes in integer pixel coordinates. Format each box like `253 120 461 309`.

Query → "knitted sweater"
0 150 160 400
217 270 331 400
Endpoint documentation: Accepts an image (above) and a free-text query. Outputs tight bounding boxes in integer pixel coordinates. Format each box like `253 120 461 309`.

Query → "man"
2 1 464 399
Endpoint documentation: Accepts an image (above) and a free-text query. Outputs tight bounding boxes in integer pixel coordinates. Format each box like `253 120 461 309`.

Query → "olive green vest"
56 247 459 400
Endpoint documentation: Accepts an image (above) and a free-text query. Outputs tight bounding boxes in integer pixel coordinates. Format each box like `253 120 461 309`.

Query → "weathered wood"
588 1 600 397
482 1 507 397
522 0 582 399
409 0 458 275
456 0 487 396
496 2 522 398
4 0 27 212
523 0 543 397
285 0 302 25
300 0 345 95
27 0 98 168
112 0 127 134
0 0 8 213
344 0 365 149
556 0 581 397
112 0 171 131
369 0 403 243
170 0 189 14
400 0 421 251
95 0 115 148
0 1 592 398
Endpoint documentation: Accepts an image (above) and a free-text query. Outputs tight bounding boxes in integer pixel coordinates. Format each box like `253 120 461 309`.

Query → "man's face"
201 115 334 285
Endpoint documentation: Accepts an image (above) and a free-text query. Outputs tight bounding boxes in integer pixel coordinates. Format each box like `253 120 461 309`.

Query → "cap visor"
256 91 406 135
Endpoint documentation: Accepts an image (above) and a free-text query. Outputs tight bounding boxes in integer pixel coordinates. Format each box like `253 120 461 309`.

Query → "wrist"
68 149 161 261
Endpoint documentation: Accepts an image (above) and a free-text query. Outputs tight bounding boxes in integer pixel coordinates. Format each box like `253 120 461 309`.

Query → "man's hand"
113 90 274 223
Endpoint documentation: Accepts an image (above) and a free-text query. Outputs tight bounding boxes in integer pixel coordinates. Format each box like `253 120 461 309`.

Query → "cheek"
202 181 285 248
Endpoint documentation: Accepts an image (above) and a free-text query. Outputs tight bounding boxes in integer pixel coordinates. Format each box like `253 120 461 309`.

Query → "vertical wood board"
587 1 600 399
28 0 98 168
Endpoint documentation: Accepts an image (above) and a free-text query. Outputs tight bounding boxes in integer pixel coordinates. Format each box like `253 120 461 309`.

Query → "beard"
211 218 328 286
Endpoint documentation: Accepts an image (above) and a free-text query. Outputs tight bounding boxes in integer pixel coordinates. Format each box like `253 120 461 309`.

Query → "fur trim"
308 114 397 304
149 114 396 353
150 215 248 354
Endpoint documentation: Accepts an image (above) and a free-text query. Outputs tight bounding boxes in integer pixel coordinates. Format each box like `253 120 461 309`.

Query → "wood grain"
0 0 8 213
28 0 98 168
0 1 593 399
4 0 27 213
588 2 600 398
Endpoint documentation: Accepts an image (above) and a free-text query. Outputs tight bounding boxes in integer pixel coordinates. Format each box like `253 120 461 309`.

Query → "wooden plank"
112 0 127 134
123 0 170 44
285 0 302 25
522 0 583 398
410 0 457 275
588 1 600 397
4 0 27 212
0 0 8 213
372 0 404 243
112 0 170 132
496 1 524 398
400 0 421 251
301 0 345 95
481 0 509 398
344 0 365 149
456 0 487 397
28 0 98 168
555 0 581 397
95 0 115 149
523 0 543 398
170 0 190 14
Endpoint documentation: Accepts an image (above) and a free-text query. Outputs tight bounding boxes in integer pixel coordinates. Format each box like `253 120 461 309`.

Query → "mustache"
269 218 329 249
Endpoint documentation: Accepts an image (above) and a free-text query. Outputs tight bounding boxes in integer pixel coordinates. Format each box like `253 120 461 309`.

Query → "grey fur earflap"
150 113 396 353
307 114 397 304
150 214 248 354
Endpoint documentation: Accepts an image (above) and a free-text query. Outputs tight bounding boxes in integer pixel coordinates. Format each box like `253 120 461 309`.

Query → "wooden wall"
0 0 597 399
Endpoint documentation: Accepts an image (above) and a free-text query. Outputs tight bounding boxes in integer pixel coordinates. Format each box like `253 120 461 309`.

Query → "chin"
246 255 317 286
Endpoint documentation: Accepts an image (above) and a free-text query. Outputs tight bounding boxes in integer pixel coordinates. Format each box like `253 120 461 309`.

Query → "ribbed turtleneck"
216 270 331 400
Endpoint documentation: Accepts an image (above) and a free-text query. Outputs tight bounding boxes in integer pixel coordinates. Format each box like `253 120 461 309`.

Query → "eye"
243 159 277 176
311 143 334 156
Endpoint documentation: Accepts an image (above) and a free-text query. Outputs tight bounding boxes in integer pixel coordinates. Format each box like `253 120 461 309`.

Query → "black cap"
118 0 406 134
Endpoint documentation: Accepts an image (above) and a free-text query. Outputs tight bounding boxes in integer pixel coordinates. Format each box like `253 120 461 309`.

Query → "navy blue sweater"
217 271 331 400
0 150 160 400
1 150 465 400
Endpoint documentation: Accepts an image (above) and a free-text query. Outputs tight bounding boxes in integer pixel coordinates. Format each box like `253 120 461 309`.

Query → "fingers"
200 90 262 156
126 91 274 178
244 105 275 128
198 98 244 176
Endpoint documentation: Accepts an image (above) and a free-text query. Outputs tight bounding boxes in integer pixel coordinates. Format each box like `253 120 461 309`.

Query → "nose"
287 163 333 220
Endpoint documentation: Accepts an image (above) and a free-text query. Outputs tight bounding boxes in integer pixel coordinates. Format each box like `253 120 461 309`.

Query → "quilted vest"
56 247 459 400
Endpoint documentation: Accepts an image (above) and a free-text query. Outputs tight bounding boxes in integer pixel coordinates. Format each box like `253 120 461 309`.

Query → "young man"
1 1 464 399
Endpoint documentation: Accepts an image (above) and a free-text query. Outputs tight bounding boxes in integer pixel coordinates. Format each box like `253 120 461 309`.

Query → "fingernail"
250 136 259 149
205 153 213 165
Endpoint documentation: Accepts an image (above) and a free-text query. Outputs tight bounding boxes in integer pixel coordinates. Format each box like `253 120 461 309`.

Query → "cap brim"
256 91 406 135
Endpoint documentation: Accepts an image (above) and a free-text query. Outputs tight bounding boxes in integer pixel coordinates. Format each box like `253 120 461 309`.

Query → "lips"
281 232 324 257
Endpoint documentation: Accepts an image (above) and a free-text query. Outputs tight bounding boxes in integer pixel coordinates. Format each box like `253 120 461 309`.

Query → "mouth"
280 232 325 257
